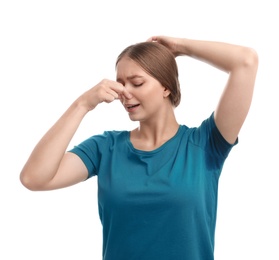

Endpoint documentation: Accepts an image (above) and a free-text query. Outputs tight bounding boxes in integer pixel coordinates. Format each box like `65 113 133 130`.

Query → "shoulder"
69 130 129 152
102 130 129 141
179 113 216 141
181 113 237 157
184 112 221 142
88 130 129 147
91 130 130 150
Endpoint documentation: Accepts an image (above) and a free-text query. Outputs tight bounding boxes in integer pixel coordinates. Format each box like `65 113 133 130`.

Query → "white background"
0 0 278 259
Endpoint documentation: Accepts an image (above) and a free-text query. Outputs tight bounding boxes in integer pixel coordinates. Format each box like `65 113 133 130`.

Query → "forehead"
116 57 147 80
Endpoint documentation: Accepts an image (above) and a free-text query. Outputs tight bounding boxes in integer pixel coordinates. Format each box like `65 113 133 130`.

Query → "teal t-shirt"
69 113 237 260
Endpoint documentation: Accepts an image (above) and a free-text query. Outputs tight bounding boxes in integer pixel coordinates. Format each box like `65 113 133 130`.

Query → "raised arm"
148 36 259 144
20 79 131 191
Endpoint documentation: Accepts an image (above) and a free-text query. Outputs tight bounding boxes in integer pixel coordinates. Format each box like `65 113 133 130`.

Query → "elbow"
20 171 42 191
20 173 35 191
242 47 259 69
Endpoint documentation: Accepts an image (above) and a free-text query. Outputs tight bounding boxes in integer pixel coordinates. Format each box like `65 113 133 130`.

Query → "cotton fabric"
69 113 237 260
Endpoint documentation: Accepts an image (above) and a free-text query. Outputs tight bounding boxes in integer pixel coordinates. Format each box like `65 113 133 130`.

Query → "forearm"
176 37 258 143
20 79 131 190
20 98 88 187
176 38 257 73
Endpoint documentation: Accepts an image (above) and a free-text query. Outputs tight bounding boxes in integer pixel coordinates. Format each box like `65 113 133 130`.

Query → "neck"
131 108 179 151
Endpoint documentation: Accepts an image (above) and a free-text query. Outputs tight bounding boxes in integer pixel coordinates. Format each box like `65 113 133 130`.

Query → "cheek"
133 83 165 103
142 92 165 108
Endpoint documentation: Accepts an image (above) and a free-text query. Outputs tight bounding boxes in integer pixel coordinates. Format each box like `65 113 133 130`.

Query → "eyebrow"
117 75 144 82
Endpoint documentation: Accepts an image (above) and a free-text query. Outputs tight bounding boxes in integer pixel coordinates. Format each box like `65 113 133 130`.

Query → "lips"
126 104 140 109
125 103 140 112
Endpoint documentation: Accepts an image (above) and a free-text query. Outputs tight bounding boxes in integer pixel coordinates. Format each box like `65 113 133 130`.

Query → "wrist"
73 95 95 114
176 38 191 56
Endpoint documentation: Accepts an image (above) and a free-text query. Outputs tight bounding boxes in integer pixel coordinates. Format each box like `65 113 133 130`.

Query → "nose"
122 83 133 97
119 85 133 104
123 82 133 93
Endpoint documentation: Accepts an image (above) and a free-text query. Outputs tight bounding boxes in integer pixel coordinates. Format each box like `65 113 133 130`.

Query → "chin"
128 114 143 122
128 116 140 122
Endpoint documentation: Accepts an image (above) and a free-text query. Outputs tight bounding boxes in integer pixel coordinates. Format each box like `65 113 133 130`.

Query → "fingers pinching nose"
122 88 132 99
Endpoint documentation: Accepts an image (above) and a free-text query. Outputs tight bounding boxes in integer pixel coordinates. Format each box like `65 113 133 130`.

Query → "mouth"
126 104 140 109
125 103 140 112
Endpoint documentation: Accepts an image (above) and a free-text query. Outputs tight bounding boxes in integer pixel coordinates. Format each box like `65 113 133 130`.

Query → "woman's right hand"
79 79 132 111
20 79 132 191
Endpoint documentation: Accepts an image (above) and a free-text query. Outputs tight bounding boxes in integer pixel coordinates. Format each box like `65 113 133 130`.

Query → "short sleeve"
68 132 109 179
189 112 238 170
206 112 238 159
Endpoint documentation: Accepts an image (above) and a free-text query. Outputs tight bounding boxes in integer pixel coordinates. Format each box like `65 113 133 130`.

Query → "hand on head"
147 35 182 57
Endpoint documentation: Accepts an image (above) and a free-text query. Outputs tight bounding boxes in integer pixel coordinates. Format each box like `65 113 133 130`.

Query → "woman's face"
116 56 171 122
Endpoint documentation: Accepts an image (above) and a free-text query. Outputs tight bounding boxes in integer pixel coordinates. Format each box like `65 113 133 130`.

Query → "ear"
163 87 171 98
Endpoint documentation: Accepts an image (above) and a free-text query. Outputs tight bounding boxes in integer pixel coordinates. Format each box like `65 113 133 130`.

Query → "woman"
20 35 258 259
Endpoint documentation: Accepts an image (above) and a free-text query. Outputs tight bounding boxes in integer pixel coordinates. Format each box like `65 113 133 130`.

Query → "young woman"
20 35 258 259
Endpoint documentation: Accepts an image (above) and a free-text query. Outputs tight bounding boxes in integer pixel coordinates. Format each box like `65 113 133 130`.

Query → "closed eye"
134 83 143 87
